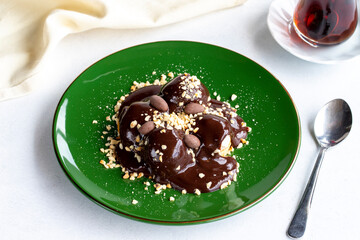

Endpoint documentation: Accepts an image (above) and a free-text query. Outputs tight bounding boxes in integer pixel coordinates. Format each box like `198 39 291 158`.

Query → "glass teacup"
293 0 358 46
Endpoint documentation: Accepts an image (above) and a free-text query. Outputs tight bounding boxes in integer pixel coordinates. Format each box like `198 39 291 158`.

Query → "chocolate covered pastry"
101 73 251 195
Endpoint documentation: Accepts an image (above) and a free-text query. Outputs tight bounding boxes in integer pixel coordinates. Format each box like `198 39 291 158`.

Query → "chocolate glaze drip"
115 75 249 193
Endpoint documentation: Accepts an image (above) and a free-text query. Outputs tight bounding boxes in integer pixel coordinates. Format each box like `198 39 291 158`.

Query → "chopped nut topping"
123 172 129 179
130 120 137 128
220 182 228 189
168 72 174 78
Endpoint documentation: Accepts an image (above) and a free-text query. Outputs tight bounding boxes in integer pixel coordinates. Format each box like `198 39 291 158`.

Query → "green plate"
53 41 301 224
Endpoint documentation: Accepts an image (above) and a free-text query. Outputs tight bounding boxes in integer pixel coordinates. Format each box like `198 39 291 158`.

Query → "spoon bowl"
287 99 352 238
314 99 352 148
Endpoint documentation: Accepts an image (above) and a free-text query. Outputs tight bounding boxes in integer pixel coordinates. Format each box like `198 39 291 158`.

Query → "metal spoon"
287 99 352 238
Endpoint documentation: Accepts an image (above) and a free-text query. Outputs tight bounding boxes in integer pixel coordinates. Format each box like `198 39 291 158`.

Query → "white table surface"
1 1 359 239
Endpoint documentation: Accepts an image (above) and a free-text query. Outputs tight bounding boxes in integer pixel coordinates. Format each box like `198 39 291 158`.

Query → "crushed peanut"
130 120 138 128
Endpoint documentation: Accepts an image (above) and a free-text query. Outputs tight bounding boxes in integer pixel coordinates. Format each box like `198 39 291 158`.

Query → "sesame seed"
199 173 205 178
169 196 175 202
161 145 167 150
132 200 138 205
92 120 98 124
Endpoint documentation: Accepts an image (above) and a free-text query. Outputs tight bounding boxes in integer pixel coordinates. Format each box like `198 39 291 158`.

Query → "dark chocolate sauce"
115 75 249 193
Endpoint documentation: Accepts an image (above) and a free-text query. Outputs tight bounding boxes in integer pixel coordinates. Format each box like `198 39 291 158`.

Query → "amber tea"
293 0 358 46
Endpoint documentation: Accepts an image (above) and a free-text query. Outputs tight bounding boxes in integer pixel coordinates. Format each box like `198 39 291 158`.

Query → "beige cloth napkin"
0 0 247 101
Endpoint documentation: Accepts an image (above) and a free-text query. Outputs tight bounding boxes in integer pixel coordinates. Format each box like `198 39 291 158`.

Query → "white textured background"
1 0 359 239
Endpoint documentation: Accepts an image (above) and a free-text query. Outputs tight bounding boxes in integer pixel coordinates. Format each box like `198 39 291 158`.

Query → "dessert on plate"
100 73 251 195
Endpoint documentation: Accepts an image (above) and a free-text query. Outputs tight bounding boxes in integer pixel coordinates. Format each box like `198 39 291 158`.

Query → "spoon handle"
287 147 327 238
